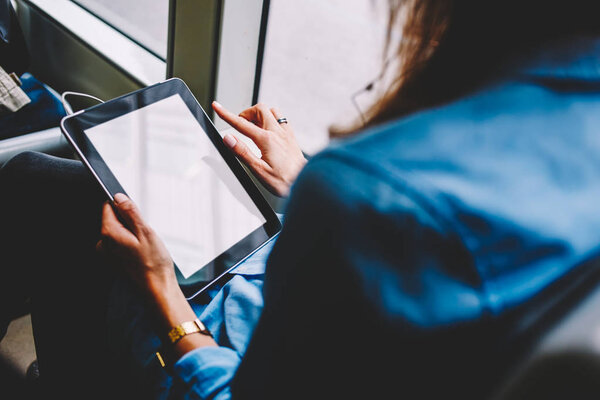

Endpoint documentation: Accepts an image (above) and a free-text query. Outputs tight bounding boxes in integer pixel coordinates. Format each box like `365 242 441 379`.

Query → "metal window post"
167 0 270 119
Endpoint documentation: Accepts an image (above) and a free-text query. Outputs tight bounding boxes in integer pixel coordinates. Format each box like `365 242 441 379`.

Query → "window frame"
16 0 280 208
71 0 168 60
16 0 270 117
167 0 270 119
17 0 164 90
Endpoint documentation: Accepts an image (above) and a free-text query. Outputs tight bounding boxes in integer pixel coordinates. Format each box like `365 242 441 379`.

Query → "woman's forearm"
97 195 217 361
150 280 217 360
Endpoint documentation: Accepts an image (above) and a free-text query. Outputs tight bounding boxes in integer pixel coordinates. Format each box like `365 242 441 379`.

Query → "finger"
95 239 123 274
96 239 104 253
95 237 115 257
223 134 265 172
270 107 292 133
102 200 139 243
212 102 267 144
270 107 284 120
239 103 279 128
112 193 148 236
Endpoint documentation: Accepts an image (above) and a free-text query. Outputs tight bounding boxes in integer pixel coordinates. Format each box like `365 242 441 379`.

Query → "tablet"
60 78 281 299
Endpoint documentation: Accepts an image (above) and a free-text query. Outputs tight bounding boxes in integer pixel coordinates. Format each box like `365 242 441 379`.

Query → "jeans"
0 151 165 398
0 151 272 399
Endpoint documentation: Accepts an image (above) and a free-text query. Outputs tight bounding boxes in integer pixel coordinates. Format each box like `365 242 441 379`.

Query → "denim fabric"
230 37 600 399
104 228 277 399
0 73 65 139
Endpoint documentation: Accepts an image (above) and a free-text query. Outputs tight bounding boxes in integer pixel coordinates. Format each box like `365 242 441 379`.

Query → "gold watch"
167 318 212 344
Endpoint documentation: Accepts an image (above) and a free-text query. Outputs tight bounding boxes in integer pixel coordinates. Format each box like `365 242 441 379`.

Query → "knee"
0 151 83 196
1 151 86 184
1 151 48 177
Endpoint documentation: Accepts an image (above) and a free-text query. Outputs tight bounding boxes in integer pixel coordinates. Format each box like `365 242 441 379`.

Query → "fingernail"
114 193 128 204
223 134 237 148
212 101 222 108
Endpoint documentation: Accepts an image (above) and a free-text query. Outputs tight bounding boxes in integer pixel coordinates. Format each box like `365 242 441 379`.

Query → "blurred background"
72 0 387 153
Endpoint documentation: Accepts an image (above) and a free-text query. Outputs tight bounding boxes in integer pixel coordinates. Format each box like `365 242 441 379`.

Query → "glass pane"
72 0 169 59
259 0 387 154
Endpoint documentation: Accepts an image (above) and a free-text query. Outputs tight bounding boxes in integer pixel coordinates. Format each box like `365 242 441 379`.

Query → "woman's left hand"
97 193 218 357
96 193 177 296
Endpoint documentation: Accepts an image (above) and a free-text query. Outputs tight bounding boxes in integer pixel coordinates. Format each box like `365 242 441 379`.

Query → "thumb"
113 193 146 236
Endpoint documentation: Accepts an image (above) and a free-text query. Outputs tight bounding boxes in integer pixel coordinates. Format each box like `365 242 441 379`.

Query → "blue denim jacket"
124 37 600 399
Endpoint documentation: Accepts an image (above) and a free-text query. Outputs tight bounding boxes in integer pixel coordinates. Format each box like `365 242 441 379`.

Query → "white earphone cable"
61 91 105 115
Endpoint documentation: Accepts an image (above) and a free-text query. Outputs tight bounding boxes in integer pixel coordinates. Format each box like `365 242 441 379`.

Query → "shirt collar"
515 35 600 83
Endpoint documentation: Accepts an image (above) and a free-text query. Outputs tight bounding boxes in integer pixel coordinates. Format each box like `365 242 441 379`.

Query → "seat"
0 126 71 166
492 259 600 399
0 73 71 389
0 73 72 166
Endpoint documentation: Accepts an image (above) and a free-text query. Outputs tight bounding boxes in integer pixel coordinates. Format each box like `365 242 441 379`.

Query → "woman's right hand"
212 102 307 197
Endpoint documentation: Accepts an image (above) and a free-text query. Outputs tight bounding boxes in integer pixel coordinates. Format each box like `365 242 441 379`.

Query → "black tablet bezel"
60 78 281 299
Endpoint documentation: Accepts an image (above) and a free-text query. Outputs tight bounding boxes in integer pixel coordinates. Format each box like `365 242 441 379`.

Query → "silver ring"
277 117 288 124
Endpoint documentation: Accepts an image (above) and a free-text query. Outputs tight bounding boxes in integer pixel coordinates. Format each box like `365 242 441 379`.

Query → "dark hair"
331 0 600 137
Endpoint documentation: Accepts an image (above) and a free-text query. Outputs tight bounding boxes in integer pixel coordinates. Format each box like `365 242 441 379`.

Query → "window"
258 0 386 154
72 0 169 59
20 0 385 156
18 0 166 92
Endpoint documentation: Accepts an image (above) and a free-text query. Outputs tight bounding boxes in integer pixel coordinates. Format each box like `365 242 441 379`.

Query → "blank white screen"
85 94 266 278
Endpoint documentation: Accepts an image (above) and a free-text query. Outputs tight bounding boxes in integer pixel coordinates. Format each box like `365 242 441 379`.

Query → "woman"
2 0 600 398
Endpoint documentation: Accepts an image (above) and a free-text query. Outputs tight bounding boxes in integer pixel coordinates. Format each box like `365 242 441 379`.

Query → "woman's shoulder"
288 146 449 239
294 77 600 316
280 136 482 328
309 73 600 224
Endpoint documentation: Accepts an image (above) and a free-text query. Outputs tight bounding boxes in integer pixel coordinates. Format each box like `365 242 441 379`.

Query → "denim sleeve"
170 246 272 399
173 347 240 400
228 152 490 398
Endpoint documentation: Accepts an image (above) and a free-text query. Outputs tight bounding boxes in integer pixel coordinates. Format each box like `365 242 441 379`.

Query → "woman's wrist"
150 279 218 360
97 195 218 362
149 278 196 328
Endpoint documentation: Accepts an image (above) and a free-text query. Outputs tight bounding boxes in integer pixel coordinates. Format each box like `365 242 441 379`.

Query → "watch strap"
167 318 212 344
